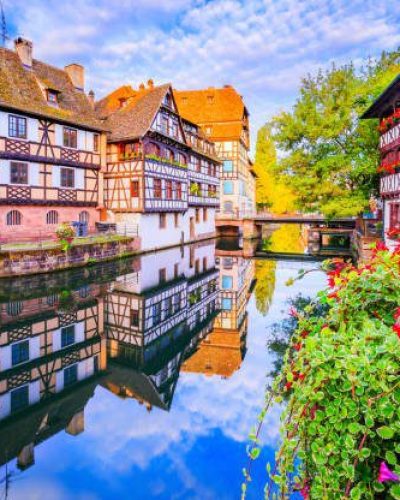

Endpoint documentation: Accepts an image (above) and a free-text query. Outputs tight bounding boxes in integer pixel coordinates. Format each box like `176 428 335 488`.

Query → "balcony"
0 137 101 169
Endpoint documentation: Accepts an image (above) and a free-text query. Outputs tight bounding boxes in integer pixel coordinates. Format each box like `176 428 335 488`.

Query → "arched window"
6 301 23 316
146 142 160 156
178 153 186 166
166 149 175 162
79 211 89 224
6 210 22 226
46 210 59 225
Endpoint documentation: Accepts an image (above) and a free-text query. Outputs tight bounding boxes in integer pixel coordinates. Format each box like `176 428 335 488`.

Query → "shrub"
245 244 400 499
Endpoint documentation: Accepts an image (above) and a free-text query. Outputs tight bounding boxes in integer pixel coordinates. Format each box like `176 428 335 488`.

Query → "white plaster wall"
0 336 40 371
52 321 85 352
187 207 216 238
54 125 96 151
0 159 39 186
0 380 40 420
52 165 84 189
0 111 38 142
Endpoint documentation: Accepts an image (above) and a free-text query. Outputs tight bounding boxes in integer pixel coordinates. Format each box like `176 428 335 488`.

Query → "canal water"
0 234 326 500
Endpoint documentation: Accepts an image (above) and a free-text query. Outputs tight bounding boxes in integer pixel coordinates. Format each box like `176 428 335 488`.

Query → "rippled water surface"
0 239 326 499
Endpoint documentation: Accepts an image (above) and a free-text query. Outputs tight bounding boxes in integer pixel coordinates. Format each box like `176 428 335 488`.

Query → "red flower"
294 343 302 351
393 324 400 339
284 382 292 391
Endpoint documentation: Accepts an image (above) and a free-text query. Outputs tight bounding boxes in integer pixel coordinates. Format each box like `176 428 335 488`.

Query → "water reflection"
0 241 326 499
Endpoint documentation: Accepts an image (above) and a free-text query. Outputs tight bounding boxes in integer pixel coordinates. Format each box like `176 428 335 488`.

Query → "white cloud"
5 0 400 150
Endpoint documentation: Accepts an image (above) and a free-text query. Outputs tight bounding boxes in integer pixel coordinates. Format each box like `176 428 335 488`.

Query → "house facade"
174 86 255 218
362 76 400 250
95 82 220 251
0 38 107 241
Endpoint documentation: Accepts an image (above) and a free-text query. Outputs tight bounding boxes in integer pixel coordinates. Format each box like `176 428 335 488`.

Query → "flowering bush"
55 223 75 252
244 245 400 499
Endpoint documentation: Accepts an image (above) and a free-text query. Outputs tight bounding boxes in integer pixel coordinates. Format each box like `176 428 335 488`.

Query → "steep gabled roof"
174 86 248 122
95 83 173 142
0 47 105 131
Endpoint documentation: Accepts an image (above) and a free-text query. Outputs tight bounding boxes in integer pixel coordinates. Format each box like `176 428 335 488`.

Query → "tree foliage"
271 50 400 217
254 125 296 214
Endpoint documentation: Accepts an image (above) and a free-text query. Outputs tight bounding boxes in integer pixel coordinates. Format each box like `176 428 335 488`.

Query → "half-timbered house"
362 75 400 249
174 86 255 218
0 38 107 240
95 81 220 251
102 244 219 410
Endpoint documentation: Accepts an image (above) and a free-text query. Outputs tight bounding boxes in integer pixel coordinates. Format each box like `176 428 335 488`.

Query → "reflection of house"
182 255 255 378
102 243 219 410
0 284 106 470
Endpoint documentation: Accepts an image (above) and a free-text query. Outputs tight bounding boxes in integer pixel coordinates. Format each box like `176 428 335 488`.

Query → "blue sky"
4 0 400 149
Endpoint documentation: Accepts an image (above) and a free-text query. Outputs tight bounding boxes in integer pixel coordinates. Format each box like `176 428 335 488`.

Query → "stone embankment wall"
0 238 140 278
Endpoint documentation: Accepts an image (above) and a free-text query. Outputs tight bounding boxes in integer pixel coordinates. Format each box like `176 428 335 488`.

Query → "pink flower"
378 462 400 483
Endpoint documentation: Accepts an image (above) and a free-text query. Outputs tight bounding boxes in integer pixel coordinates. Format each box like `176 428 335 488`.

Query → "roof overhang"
361 74 400 119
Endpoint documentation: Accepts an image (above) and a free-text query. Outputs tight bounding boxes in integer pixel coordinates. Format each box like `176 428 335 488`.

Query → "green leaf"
376 426 394 440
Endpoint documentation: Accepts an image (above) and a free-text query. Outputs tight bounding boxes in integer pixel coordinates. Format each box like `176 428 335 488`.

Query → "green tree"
271 51 400 217
254 125 296 213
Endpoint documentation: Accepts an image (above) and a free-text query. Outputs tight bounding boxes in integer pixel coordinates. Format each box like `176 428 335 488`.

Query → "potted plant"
55 223 75 252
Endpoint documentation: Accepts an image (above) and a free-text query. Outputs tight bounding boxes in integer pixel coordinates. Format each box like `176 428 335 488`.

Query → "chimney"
88 89 95 107
14 37 33 68
147 79 154 89
139 83 145 90
65 63 84 91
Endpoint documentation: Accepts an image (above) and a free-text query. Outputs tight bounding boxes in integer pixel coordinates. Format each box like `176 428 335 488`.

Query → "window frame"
61 324 76 348
130 180 139 198
63 126 78 149
64 364 78 387
11 340 30 366
60 167 75 188
223 181 234 195
8 114 27 139
154 178 162 199
10 161 29 185
159 213 166 229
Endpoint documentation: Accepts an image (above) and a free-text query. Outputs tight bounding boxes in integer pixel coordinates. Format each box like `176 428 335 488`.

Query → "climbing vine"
244 243 400 499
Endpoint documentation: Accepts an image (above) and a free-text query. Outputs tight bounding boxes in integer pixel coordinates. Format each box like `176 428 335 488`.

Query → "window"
10 162 28 184
174 263 179 279
223 201 233 213
130 180 139 197
166 180 173 199
203 257 207 271
159 268 166 284
130 309 139 327
6 300 23 316
60 167 75 188
6 210 22 226
195 259 200 274
174 213 179 228
47 90 58 104
159 213 166 229
223 181 234 195
207 95 214 104
61 325 75 348
79 211 89 224
203 208 208 222
166 148 175 162
222 276 233 289
154 178 162 198
223 160 233 173
64 364 78 387
390 203 400 231
46 210 59 225
120 142 140 159
195 208 200 223
63 127 78 149
8 115 27 139
153 302 162 325
178 153 186 166
11 386 29 413
93 133 100 152
147 142 160 156
176 182 182 200
12 340 29 366
222 298 233 310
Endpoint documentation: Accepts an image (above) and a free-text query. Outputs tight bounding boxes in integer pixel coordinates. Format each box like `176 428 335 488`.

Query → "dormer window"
47 89 59 105
119 98 127 109
164 93 172 107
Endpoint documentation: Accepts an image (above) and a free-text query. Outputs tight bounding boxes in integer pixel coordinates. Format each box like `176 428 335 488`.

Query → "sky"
4 0 400 151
